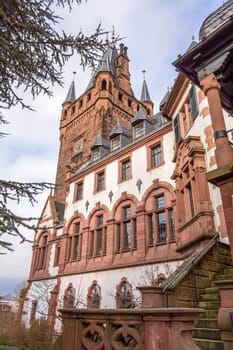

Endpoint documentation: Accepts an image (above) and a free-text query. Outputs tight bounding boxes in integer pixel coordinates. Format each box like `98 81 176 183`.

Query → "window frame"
74 181 84 201
119 157 132 183
95 170 105 193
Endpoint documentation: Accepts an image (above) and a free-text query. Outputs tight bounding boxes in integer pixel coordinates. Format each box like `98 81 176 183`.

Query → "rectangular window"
121 159 131 181
112 136 121 151
169 209 175 240
89 231 94 257
123 207 131 250
132 218 137 249
92 148 100 161
134 121 144 139
116 223 121 252
39 236 47 269
148 214 154 245
72 235 79 259
54 246 60 266
189 84 199 120
96 215 103 255
173 114 181 143
157 212 167 242
96 172 105 192
76 182 83 201
151 144 162 167
187 185 195 217
71 152 83 164
156 195 165 209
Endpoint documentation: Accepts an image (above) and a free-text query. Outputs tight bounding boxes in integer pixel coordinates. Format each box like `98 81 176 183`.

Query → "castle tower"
54 42 142 203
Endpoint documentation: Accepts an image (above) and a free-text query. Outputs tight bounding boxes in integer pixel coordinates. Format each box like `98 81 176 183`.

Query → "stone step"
204 286 219 294
200 309 218 319
214 270 233 281
193 328 221 341
196 318 218 329
198 301 220 309
199 293 220 302
193 338 224 350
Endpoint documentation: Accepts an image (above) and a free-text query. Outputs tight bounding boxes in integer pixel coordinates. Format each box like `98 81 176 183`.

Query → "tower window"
87 92 91 102
101 79 107 90
118 92 123 101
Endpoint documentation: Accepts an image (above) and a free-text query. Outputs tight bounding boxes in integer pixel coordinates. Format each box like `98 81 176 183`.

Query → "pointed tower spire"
140 70 152 103
63 71 76 103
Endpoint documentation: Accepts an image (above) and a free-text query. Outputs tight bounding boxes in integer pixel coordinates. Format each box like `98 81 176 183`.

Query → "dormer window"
133 121 145 139
92 148 100 161
111 135 121 151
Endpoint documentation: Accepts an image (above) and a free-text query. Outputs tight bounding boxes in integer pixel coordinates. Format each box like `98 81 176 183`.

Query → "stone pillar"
200 74 233 167
200 73 233 258
215 280 233 350
143 308 202 350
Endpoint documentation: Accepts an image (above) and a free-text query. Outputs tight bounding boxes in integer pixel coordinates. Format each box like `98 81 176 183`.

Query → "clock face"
74 139 83 153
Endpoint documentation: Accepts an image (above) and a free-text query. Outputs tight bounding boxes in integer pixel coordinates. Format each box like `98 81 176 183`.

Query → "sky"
0 0 225 295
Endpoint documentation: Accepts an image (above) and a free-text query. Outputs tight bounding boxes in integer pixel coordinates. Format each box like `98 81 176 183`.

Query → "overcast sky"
0 0 225 295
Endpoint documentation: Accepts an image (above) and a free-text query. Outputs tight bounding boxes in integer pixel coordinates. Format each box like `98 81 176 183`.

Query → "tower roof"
140 78 152 103
90 135 110 150
86 43 118 91
199 0 233 41
109 121 130 139
132 106 147 126
63 80 76 104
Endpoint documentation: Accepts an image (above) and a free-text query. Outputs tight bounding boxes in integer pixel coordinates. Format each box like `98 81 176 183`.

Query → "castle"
19 2 233 348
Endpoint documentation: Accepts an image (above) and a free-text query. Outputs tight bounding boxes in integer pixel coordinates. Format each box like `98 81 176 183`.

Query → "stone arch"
112 192 139 220
63 283 75 308
65 211 86 233
86 280 102 309
87 202 110 227
141 179 176 209
115 277 134 309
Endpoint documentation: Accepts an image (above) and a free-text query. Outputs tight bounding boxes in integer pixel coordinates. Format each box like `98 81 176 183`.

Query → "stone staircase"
193 267 233 350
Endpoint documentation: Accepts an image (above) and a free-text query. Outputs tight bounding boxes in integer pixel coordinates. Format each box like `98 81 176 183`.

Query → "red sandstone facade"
20 2 233 349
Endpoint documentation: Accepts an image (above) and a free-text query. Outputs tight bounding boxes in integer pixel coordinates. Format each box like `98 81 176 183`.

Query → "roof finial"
142 69 146 80
192 35 195 41
105 32 109 45
73 71 76 81
112 26 115 42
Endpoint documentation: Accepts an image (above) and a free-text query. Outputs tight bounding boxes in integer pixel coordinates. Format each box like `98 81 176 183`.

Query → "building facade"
20 1 233 336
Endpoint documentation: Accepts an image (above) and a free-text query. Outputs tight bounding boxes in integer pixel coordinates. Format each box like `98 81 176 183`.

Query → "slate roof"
199 0 233 40
140 79 152 103
90 135 110 150
86 44 118 91
63 80 76 103
132 107 148 126
109 121 130 138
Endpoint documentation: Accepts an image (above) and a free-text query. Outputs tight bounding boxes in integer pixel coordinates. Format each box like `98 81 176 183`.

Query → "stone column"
200 73 233 257
200 74 233 167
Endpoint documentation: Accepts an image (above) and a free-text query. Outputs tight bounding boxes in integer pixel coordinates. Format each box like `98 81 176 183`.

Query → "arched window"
145 184 175 246
87 280 101 309
114 198 137 253
116 277 134 308
36 232 48 270
63 283 75 308
101 79 107 90
88 213 107 258
66 221 82 261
